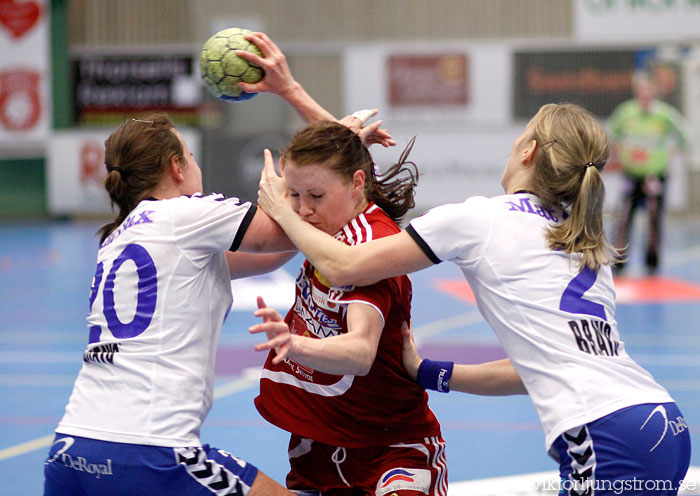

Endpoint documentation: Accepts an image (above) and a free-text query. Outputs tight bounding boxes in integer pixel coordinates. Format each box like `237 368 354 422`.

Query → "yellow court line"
0 434 55 462
0 376 259 462
0 312 485 462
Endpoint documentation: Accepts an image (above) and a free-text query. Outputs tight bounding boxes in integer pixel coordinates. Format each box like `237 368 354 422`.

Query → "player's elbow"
324 261 376 287
352 346 377 376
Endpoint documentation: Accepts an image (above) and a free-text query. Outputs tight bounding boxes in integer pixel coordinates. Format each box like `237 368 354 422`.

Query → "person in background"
257 102 691 496
609 72 687 275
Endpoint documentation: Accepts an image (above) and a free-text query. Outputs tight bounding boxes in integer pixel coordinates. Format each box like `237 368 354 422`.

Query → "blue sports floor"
1 215 699 495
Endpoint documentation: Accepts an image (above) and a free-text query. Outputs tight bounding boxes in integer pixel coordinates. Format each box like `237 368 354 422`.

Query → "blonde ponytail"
529 104 621 270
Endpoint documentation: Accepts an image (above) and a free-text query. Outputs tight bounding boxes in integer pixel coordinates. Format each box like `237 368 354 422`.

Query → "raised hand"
236 32 297 98
339 109 396 148
249 296 293 364
258 149 293 221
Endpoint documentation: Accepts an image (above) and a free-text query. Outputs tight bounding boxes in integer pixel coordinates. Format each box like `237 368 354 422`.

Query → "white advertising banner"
344 42 511 125
370 124 686 216
343 41 514 213
575 0 700 42
0 0 50 152
370 125 521 215
48 128 200 216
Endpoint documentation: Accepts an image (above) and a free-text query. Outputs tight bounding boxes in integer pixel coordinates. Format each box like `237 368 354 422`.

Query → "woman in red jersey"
250 121 523 496
251 120 447 496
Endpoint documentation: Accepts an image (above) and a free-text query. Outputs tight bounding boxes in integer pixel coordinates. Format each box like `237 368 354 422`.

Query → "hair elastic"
416 359 454 393
107 166 128 178
585 162 597 169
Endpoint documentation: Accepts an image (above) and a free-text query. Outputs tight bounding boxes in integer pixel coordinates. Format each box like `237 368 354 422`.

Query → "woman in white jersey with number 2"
258 103 691 495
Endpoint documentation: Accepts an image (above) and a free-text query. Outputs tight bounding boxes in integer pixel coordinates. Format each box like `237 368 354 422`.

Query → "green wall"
0 159 46 218
0 0 69 219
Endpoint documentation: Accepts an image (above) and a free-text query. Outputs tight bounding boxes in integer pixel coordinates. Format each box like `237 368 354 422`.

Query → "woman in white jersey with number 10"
258 103 691 495
42 113 303 496
43 31 397 496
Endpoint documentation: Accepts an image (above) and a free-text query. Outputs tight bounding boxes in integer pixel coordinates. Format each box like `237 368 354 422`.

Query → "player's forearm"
449 359 527 396
270 207 367 285
288 333 376 376
226 251 297 279
280 81 336 123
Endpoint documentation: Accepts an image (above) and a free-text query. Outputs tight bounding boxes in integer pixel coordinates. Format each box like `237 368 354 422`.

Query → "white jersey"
408 193 673 449
57 193 256 447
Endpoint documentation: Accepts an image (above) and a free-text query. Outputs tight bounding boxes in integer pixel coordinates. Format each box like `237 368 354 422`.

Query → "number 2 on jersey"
88 243 158 343
559 266 606 321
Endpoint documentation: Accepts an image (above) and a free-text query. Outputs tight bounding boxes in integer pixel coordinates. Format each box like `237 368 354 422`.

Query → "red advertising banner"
0 0 49 150
387 54 468 107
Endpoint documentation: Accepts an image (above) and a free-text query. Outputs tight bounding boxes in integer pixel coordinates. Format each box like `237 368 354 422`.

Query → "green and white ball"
200 28 264 102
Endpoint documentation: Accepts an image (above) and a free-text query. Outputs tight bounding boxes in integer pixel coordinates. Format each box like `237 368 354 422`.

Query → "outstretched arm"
250 297 383 376
225 251 296 279
257 149 433 286
236 32 335 123
401 323 527 396
237 32 395 147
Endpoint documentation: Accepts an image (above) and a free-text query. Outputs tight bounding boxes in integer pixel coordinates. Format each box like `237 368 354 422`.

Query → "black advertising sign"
513 49 682 119
72 54 199 126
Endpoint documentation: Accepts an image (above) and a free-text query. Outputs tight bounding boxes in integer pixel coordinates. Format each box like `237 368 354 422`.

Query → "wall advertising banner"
48 128 200 216
513 49 683 119
0 0 50 152
575 0 700 42
344 42 511 124
72 54 201 127
387 54 469 107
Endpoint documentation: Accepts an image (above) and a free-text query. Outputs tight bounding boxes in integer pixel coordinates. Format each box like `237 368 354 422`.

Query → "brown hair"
98 113 183 244
528 103 620 270
281 120 418 223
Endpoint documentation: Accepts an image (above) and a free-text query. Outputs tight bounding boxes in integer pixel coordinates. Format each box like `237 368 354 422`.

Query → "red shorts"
285 434 448 496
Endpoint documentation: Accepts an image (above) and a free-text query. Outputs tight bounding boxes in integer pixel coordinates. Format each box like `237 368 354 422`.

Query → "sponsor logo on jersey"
101 209 155 248
45 436 75 465
505 197 564 222
282 356 315 381
47 437 114 479
640 405 689 453
294 269 343 338
60 453 114 479
376 468 431 496
568 319 620 356
83 342 120 364
311 283 338 311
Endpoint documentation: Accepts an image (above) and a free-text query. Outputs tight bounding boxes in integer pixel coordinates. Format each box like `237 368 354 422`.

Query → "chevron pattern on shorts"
562 426 596 496
174 447 246 496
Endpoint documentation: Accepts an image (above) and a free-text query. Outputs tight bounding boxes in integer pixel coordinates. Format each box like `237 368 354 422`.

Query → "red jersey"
255 203 442 448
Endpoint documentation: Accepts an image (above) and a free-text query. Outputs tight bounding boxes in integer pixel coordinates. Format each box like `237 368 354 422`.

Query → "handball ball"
200 28 264 102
